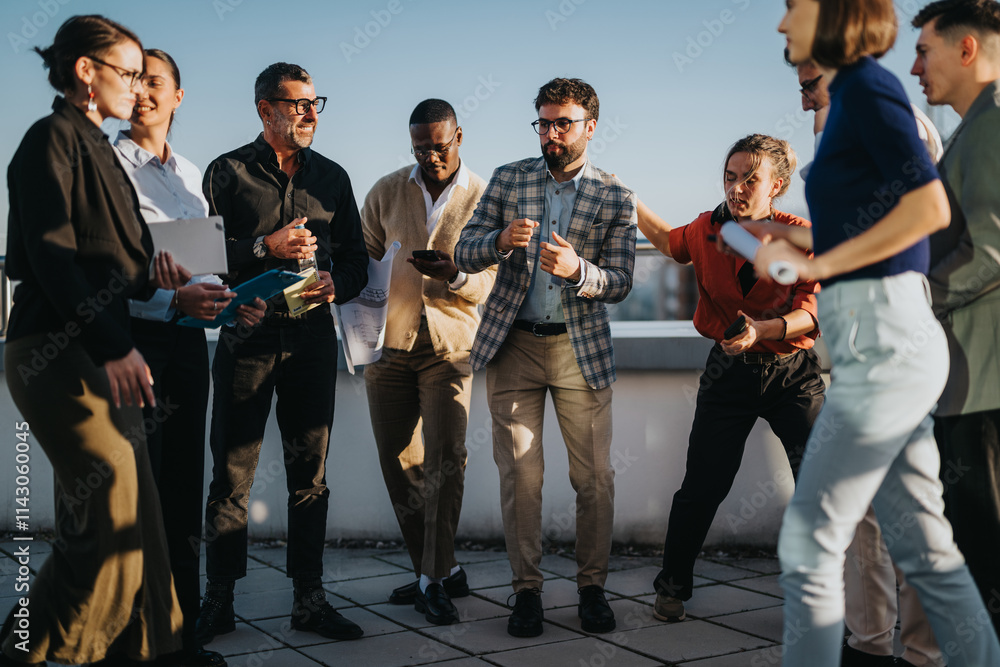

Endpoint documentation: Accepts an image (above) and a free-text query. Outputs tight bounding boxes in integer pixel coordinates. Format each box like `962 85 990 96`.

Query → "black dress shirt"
202 133 368 309
6 97 152 365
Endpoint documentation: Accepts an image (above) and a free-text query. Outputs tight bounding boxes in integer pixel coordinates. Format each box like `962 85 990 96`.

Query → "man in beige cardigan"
361 99 496 626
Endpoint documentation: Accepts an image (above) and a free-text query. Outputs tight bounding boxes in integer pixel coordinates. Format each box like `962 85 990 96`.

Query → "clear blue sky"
0 0 960 247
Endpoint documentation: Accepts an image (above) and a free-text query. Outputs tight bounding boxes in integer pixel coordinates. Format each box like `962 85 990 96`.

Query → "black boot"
195 582 235 646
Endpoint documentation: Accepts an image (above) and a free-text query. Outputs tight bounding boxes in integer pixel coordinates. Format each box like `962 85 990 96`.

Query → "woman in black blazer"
1 15 182 666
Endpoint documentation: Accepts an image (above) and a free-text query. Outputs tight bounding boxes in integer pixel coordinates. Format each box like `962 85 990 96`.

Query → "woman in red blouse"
637 133 825 625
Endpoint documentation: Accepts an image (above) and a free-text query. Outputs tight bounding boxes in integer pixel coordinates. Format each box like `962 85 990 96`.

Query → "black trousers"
205 308 337 582
654 346 825 600
133 318 209 650
934 408 1000 635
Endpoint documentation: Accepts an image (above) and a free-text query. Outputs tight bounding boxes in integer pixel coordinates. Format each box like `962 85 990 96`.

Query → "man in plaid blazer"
454 78 637 638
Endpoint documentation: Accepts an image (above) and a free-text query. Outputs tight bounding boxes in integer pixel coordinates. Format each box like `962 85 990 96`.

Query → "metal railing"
0 246 694 338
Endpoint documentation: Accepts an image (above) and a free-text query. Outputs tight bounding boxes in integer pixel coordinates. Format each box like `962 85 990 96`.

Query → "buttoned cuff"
129 288 176 321
565 258 588 288
493 233 513 261
448 271 469 290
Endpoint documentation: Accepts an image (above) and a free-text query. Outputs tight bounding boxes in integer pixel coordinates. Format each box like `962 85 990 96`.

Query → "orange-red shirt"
668 209 820 354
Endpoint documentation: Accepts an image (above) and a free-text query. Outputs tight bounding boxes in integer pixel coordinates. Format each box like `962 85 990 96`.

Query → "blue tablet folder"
178 269 304 328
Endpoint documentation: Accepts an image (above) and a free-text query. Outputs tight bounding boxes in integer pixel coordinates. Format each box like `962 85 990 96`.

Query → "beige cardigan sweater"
361 165 496 353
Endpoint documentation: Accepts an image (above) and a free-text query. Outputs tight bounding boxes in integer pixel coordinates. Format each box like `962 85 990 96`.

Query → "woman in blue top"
752 1 1000 665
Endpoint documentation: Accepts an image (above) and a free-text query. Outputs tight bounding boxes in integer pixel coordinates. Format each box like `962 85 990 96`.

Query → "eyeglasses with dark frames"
799 75 824 96
89 55 143 88
266 97 327 115
411 128 460 160
531 118 590 135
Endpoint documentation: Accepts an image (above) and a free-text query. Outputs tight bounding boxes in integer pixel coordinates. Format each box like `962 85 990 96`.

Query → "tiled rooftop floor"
1 538 790 666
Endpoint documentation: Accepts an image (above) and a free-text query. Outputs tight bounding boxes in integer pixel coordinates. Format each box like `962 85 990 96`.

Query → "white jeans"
778 272 1000 666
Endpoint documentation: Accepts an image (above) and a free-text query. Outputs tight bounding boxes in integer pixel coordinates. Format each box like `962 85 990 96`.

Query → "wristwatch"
253 235 268 259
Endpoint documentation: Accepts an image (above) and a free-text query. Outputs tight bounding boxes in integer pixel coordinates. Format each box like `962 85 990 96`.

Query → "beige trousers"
365 321 472 579
845 504 945 666
486 328 614 592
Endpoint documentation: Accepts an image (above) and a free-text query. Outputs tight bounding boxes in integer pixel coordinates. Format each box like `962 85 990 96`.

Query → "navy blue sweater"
806 56 939 286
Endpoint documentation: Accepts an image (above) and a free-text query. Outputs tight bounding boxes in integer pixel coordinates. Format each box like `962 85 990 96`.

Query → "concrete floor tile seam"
696 569 776 585
694 615 784 646
533 621 693 667
234 611 289 624
720 581 783 600
672 644 781 665
427 634 584 661
242 611 409 649
608 591 781 624
698 557 779 576
319 571 416 584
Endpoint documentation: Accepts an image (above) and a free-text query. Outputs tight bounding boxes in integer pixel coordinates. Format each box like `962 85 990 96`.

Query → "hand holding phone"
411 249 441 262
724 315 747 340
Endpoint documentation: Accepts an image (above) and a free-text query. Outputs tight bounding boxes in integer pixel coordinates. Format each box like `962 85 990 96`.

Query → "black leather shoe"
414 583 459 625
841 643 896 666
155 647 227 666
291 589 363 640
388 568 470 605
507 588 543 638
578 585 616 633
195 593 235 646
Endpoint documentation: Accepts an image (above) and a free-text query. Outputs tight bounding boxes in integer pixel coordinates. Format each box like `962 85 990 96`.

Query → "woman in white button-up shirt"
112 49 263 667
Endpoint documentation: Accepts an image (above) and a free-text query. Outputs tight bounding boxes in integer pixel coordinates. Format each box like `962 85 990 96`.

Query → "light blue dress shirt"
516 164 588 324
113 131 216 321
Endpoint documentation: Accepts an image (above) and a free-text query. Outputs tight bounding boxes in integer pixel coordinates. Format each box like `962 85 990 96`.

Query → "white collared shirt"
113 131 209 222
409 161 469 290
113 131 214 321
409 160 469 234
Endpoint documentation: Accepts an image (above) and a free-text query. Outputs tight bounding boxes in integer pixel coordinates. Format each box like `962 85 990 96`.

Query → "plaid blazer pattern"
454 157 637 390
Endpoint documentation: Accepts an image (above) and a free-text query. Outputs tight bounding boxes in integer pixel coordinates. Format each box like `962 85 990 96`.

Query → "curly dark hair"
534 78 599 122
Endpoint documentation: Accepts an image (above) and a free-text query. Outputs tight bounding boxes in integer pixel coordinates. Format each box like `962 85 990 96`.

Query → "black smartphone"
724 315 747 340
412 250 441 261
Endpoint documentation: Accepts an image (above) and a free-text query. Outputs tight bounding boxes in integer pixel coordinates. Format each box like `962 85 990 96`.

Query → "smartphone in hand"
724 315 747 340
412 250 441 261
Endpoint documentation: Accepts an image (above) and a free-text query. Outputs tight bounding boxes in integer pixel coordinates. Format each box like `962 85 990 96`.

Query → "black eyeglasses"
89 55 143 87
799 75 823 96
266 97 327 115
531 118 590 135
411 128 460 160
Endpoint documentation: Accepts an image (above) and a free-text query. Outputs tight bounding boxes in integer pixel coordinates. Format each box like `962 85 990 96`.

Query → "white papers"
147 216 228 276
334 241 401 374
719 222 798 285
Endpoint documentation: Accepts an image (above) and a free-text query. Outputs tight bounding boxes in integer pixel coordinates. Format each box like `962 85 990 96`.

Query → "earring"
87 84 97 112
